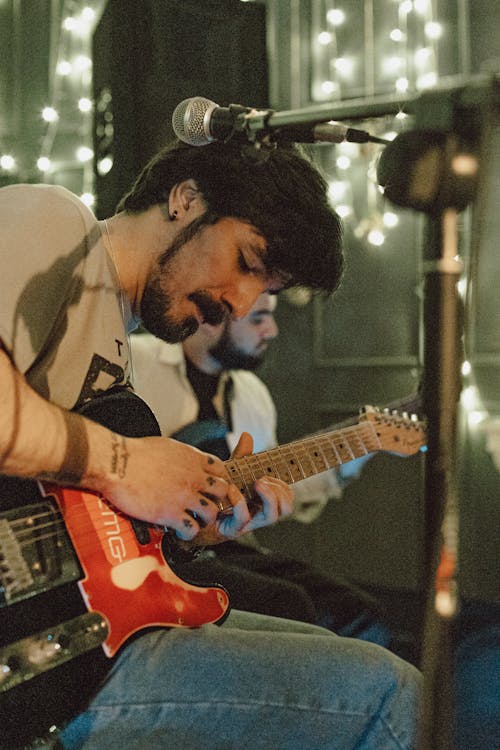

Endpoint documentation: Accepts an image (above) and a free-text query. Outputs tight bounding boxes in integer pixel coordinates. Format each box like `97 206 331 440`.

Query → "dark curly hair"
117 139 344 294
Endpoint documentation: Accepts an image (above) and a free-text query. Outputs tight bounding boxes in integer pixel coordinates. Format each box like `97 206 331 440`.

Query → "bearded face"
208 319 267 371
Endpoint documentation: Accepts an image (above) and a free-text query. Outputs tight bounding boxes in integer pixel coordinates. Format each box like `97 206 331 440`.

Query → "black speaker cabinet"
92 0 268 218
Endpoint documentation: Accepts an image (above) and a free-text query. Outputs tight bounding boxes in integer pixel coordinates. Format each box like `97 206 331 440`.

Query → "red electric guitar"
0 393 425 747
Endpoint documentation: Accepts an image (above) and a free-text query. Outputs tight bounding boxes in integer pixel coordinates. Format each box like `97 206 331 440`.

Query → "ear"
167 179 204 218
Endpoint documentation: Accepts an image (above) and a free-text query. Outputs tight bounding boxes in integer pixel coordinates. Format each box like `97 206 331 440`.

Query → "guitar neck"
225 421 377 492
224 408 426 496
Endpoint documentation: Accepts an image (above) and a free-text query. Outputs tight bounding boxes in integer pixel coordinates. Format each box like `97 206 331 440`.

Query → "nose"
222 280 264 320
261 315 279 340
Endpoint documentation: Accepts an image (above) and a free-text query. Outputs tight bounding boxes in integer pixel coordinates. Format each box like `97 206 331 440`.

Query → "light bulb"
42 106 59 122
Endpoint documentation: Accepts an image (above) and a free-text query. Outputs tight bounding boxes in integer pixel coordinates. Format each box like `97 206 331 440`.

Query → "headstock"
361 406 427 456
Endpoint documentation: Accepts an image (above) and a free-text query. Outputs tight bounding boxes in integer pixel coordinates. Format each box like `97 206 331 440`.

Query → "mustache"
188 291 227 325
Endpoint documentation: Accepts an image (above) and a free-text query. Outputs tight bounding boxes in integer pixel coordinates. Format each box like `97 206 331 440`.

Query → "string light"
97 156 113 175
336 155 351 170
78 97 93 112
367 228 385 246
56 60 72 76
336 204 352 218
42 106 59 122
37 157 52 172
308 1 443 248
0 154 16 171
6 0 446 236
333 57 354 77
318 31 333 45
326 9 345 26
73 54 92 72
383 211 399 228
425 21 443 40
414 0 430 14
12 1 106 205
80 192 95 207
390 28 406 42
76 146 93 162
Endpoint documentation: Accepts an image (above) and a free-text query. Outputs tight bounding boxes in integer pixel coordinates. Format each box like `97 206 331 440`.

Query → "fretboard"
224 420 380 497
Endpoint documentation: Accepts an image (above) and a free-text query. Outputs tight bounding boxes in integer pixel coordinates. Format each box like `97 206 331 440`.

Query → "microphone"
172 96 390 147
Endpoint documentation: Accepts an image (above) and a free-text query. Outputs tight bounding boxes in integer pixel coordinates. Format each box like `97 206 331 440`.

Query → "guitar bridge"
0 501 81 607
0 517 34 602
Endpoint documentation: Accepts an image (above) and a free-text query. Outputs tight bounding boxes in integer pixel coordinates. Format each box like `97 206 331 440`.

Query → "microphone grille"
172 97 218 146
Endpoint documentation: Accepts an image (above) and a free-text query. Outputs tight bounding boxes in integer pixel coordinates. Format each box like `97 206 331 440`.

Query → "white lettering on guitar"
98 500 127 563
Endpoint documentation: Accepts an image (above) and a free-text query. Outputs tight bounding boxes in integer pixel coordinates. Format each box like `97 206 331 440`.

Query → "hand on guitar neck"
175 430 295 548
182 403 427 544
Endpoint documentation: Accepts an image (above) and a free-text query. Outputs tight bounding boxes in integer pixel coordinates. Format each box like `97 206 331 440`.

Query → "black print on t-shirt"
74 352 131 409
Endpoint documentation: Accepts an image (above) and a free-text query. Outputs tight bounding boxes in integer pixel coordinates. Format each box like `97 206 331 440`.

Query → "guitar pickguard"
51 484 229 656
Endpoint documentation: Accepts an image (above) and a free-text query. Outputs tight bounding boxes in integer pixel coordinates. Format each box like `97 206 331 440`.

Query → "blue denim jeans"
59 610 422 750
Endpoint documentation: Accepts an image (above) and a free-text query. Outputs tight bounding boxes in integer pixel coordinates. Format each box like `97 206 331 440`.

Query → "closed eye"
238 250 260 274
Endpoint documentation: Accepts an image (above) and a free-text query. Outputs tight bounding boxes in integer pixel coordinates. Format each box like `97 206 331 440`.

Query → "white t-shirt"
0 184 133 409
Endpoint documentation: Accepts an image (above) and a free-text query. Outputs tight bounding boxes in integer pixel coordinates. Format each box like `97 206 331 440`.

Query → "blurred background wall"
0 1 498 636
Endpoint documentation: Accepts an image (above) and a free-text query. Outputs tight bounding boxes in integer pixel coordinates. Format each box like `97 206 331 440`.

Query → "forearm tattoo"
110 432 129 479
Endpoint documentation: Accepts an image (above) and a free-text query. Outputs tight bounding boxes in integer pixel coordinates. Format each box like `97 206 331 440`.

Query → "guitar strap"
222 375 234 433
184 359 234 459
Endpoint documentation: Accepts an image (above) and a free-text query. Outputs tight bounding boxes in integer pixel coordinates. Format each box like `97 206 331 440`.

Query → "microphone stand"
418 206 463 750
386 76 498 749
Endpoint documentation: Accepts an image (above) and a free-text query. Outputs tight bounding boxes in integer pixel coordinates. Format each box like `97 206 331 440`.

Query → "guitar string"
6 415 421 541
3 507 142 556
4 420 425 551
5 418 420 540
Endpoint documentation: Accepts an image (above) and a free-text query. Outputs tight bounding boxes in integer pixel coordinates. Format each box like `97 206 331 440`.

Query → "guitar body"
0 391 230 748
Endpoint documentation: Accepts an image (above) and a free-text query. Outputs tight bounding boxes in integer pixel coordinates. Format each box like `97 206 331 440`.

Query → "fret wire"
292 443 325 478
225 459 252 495
277 444 306 481
300 439 329 475
319 434 342 466
332 430 356 460
252 451 276 478
312 439 330 472
266 446 296 483
263 446 292 482
358 420 382 451
223 417 393 493
242 454 259 482
294 444 317 477
352 423 379 452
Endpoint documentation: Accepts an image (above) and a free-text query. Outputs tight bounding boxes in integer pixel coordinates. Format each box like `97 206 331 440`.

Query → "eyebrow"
242 241 290 290
250 309 274 318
